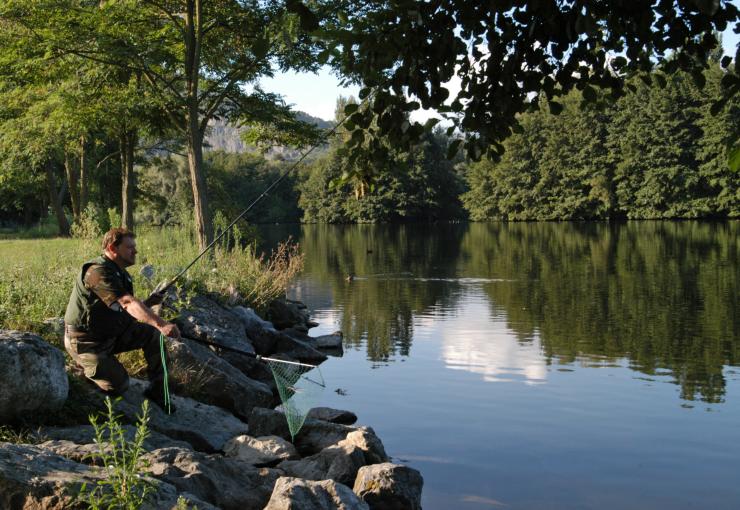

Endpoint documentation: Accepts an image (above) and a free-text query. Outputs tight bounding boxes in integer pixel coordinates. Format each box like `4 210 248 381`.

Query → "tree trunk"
79 135 88 212
184 0 213 250
64 151 80 221
44 161 70 236
120 131 137 230
187 107 213 250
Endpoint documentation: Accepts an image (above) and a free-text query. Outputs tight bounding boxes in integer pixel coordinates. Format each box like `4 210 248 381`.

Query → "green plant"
107 208 121 230
71 204 106 240
77 397 154 510
176 495 199 510
0 424 43 444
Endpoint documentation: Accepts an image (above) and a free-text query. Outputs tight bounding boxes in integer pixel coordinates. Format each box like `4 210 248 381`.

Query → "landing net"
264 357 325 441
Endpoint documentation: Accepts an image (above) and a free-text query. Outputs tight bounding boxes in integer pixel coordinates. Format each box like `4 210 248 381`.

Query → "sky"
260 21 740 122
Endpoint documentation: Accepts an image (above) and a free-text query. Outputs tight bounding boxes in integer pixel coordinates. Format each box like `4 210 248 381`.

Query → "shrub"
77 397 154 510
71 205 107 240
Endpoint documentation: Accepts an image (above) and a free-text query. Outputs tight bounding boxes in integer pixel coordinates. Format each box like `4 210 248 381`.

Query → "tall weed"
77 397 154 510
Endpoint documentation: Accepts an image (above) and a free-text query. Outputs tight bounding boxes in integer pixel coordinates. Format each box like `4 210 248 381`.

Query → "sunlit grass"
0 226 303 340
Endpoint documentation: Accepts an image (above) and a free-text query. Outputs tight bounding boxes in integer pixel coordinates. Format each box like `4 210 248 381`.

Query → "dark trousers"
64 322 165 395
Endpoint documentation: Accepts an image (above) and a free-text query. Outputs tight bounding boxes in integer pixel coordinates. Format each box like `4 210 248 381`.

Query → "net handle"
185 336 319 369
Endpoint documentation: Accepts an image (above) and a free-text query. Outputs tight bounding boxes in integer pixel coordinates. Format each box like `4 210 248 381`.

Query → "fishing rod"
159 91 377 293
187 335 320 370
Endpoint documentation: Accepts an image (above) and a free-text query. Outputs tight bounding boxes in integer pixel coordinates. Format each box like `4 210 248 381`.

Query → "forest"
0 1 738 237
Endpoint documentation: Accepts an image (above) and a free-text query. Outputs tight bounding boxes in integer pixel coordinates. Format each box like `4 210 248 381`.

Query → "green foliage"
299 118 465 223
70 204 107 240
107 207 121 230
77 398 154 510
324 0 738 165
463 64 739 220
176 496 199 510
0 424 41 444
0 227 302 331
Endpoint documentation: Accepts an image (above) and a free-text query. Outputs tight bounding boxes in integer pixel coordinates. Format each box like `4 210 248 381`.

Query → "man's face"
110 236 137 267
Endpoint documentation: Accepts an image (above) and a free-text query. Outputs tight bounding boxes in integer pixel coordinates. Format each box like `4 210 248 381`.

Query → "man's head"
102 228 137 268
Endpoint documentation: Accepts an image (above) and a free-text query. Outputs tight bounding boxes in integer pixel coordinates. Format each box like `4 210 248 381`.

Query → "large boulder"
313 332 344 350
267 299 312 331
38 426 193 465
144 446 282 510
353 463 424 510
0 441 102 509
244 327 328 364
0 442 216 510
174 295 254 352
278 439 367 487
223 434 299 466
307 407 357 425
167 337 273 420
39 424 193 451
248 408 388 461
264 476 369 510
116 379 249 452
231 306 276 336
0 330 68 422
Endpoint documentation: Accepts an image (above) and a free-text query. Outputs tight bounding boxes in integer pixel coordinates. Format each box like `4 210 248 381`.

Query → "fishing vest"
64 255 134 338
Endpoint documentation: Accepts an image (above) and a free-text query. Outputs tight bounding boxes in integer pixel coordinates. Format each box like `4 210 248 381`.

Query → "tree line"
0 2 737 236
462 59 739 220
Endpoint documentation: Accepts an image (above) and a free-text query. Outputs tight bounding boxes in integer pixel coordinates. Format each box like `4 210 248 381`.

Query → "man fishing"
63 227 180 412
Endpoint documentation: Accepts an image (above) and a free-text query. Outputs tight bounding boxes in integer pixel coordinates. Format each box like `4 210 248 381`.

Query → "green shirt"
64 255 135 337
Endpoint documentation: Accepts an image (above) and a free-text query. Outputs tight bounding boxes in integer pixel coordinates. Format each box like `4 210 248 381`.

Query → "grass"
0 225 303 344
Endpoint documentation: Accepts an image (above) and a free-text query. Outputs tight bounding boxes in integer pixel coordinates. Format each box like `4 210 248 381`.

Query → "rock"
264 476 369 510
0 442 217 510
338 429 389 465
231 306 276 335
144 446 282 510
353 463 424 510
0 441 103 509
167 337 273 420
39 425 193 451
223 435 299 466
278 439 366 487
115 379 249 452
267 298 312 331
249 408 388 461
174 295 254 353
314 332 344 350
247 327 328 364
248 407 292 440
0 330 69 422
277 336 328 364
38 426 193 465
307 407 357 425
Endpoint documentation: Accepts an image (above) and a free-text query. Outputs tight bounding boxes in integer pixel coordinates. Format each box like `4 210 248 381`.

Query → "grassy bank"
0 226 303 338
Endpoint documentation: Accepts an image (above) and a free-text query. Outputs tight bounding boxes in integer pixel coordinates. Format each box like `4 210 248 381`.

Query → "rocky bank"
0 294 423 509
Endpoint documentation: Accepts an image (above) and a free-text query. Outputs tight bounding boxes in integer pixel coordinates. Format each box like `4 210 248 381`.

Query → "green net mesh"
267 359 325 441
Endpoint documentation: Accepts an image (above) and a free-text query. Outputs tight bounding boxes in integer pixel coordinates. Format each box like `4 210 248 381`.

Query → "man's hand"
158 322 181 340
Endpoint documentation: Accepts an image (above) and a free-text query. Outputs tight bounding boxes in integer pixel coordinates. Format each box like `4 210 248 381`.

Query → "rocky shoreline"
0 294 423 509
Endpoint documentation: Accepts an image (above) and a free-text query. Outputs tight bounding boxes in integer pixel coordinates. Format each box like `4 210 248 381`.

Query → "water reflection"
269 221 738 404
438 292 548 385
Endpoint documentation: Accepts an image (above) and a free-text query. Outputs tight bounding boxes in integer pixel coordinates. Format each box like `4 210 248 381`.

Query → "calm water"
260 222 739 510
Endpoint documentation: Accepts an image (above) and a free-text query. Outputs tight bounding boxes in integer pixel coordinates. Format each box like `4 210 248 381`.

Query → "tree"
321 0 738 168
1 0 325 247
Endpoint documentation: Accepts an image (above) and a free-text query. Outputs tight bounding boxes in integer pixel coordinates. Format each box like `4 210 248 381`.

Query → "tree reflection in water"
271 221 738 404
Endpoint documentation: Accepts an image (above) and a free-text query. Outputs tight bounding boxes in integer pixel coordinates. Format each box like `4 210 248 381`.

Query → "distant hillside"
204 112 334 160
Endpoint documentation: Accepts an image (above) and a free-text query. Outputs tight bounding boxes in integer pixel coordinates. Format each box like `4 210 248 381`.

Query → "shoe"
144 386 176 414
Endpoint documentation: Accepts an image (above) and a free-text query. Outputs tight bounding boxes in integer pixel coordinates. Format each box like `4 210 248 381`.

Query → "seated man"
64 227 180 412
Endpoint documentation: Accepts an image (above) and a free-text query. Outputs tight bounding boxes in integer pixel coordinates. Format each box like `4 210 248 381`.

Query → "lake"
260 221 739 510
